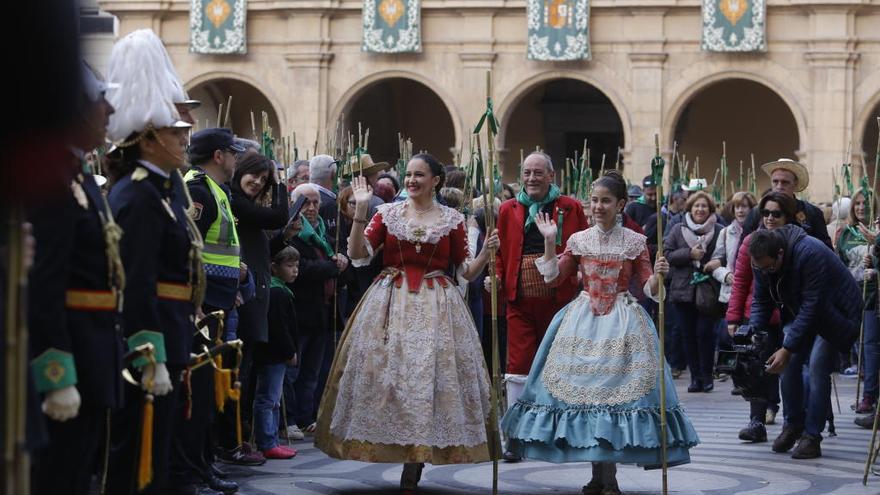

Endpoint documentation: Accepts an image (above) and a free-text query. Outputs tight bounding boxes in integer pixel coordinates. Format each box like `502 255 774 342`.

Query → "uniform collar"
138 159 170 178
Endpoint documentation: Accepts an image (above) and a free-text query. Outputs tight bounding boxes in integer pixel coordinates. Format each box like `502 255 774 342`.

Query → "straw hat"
345 154 391 177
761 158 809 192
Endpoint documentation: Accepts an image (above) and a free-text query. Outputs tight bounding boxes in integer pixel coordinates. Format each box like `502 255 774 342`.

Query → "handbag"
692 271 725 317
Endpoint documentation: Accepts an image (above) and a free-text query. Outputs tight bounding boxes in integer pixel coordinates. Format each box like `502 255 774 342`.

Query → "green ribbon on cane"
473 97 499 135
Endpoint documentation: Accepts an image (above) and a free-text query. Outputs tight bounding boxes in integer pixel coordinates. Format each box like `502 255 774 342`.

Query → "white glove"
42 385 81 422
141 362 173 396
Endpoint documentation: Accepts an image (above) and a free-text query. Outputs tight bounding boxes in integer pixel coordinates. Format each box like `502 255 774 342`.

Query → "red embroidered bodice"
555 226 652 315
363 202 469 292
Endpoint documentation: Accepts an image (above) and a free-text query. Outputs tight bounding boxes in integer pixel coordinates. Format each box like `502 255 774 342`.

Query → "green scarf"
297 214 335 257
517 183 561 232
270 276 295 298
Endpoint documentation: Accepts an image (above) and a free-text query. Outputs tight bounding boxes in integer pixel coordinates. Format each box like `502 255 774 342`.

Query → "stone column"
624 9 668 185
284 13 334 153
805 7 858 202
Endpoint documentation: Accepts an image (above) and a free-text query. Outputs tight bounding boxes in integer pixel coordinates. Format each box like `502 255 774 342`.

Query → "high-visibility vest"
184 169 240 269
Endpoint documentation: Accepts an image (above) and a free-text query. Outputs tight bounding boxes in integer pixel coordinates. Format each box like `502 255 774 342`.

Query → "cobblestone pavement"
225 373 880 494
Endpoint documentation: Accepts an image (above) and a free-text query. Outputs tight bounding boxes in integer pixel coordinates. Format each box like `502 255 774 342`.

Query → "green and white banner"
190 0 247 54
363 0 421 53
527 0 590 61
701 0 766 52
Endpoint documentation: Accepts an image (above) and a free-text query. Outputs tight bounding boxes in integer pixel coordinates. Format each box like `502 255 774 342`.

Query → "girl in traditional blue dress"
501 170 700 495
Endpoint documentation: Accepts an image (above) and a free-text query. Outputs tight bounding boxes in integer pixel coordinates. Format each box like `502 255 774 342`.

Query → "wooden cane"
484 70 502 495
654 134 669 495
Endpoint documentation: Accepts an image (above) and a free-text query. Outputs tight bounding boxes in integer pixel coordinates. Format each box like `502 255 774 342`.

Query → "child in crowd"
253 247 301 459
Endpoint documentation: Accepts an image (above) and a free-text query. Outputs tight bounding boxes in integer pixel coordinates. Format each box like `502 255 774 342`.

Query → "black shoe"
855 414 876 429
731 386 743 396
502 450 522 462
791 434 822 459
197 488 225 495
206 474 238 494
738 421 767 443
687 379 702 393
701 380 714 393
772 426 803 453
210 464 228 479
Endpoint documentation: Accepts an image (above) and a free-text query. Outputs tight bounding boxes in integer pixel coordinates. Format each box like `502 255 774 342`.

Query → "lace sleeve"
535 247 578 284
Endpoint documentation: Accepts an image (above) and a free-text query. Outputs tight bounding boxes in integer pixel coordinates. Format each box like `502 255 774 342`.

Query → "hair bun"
601 169 626 183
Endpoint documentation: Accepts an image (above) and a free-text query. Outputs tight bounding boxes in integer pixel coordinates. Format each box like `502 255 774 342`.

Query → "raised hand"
535 212 557 242
352 175 373 207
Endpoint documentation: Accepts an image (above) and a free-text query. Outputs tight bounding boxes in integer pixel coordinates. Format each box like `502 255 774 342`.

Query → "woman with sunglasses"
726 191 796 443
836 189 879 416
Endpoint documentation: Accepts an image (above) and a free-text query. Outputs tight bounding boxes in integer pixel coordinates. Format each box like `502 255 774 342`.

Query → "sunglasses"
761 209 784 219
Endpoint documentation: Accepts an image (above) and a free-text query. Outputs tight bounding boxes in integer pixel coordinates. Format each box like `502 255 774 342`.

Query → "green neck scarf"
270 276 294 298
517 183 561 232
298 214 334 257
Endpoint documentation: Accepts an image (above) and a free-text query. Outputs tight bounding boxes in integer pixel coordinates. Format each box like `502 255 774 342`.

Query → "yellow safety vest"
184 170 240 269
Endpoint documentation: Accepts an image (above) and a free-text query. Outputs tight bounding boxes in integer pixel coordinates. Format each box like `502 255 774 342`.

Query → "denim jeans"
253 362 288 451
781 330 834 437
674 303 718 382
863 310 880 399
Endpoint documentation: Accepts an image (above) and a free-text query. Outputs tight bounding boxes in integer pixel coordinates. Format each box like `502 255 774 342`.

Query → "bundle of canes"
651 134 670 495
473 69 503 495
864 117 880 485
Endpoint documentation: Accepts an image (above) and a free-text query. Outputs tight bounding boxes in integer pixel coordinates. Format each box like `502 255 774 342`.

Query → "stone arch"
854 78 880 178
664 70 808 157
665 74 805 196
329 70 463 165
496 71 630 181
185 71 285 140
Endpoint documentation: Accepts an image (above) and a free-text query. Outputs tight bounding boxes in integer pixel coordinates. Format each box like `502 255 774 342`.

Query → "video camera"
715 325 778 401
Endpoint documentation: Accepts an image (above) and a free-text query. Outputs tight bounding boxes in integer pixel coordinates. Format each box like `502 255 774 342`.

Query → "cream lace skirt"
314 274 498 464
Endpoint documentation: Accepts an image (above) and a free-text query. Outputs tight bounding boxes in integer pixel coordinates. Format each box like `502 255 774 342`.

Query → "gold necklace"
409 201 435 216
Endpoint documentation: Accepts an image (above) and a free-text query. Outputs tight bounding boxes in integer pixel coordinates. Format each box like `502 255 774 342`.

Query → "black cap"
628 184 643 198
188 128 246 159
642 175 657 188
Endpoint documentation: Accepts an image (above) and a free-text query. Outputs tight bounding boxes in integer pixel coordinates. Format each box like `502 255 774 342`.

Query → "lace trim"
534 255 560 282
567 226 645 260
378 202 465 245
350 237 375 268
549 334 652 357
541 295 658 405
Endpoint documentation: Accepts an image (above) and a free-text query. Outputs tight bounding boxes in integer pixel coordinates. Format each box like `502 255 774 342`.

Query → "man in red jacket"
495 152 589 461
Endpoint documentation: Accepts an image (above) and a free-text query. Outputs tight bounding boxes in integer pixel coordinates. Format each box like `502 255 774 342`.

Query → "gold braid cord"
175 169 206 309
99 198 126 309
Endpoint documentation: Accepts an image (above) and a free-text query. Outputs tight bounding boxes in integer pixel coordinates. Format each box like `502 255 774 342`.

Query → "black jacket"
253 286 298 365
109 165 196 366
29 162 124 408
230 183 288 344
288 235 340 333
750 224 861 353
624 200 657 230
664 220 723 304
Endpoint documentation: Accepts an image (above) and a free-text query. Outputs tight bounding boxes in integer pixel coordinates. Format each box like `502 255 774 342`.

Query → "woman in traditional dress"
501 170 700 495
315 153 500 492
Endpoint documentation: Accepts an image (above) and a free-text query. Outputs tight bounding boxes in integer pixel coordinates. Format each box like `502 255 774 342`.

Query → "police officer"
104 28 202 494
29 61 126 495
169 128 246 495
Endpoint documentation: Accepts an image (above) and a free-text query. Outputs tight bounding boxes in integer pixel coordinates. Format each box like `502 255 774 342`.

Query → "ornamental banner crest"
363 0 421 53
701 0 766 52
190 0 247 54
527 0 590 61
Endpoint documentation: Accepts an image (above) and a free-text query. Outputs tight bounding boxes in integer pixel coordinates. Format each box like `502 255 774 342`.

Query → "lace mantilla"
378 201 465 245
566 225 646 259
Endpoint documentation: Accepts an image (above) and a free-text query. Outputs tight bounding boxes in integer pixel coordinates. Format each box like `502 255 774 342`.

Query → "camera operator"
748 225 861 459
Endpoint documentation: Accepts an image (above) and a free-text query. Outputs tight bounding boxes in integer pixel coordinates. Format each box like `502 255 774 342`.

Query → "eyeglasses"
761 209 783 219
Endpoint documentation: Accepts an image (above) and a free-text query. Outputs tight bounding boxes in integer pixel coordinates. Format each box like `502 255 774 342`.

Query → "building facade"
97 0 880 201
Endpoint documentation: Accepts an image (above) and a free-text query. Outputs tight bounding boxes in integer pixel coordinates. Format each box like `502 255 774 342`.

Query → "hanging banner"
701 0 766 52
362 0 421 53
190 0 247 54
527 0 590 61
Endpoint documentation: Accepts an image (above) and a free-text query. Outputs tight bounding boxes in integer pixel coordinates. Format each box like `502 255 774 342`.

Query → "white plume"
106 29 186 142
